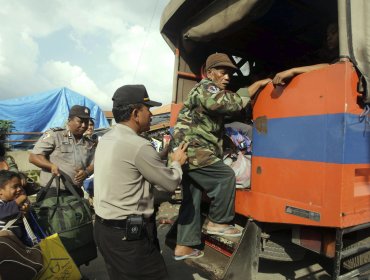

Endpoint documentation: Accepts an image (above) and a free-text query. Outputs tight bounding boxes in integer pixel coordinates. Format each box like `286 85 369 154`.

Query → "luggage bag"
32 171 97 266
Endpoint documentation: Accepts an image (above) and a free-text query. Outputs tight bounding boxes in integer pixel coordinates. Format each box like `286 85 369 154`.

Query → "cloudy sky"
0 0 174 110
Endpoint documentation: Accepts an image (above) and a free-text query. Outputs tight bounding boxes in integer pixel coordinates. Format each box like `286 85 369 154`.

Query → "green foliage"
0 120 15 133
0 120 15 140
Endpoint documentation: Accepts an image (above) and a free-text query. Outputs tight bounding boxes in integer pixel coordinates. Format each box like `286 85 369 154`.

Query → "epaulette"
49 127 64 132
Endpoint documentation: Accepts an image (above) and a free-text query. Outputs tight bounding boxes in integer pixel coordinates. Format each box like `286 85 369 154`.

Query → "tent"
0 87 109 144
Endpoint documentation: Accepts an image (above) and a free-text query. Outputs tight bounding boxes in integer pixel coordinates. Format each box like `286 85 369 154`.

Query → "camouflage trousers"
176 161 236 246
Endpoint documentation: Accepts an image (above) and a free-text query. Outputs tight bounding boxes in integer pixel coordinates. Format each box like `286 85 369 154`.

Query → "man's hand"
272 64 329 86
248 78 272 98
170 142 189 166
259 78 273 87
75 169 88 184
272 69 295 86
51 163 60 176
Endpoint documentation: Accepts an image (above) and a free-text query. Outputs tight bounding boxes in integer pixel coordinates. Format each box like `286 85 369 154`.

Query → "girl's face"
0 177 22 201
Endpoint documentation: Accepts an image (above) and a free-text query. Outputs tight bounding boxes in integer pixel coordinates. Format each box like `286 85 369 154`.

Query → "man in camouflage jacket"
173 53 271 259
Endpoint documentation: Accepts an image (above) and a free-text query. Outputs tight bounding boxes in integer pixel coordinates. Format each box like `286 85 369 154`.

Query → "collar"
64 127 85 144
116 123 137 135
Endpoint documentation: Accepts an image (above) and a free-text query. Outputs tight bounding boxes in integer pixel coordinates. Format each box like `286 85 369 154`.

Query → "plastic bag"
230 152 251 188
36 233 81 280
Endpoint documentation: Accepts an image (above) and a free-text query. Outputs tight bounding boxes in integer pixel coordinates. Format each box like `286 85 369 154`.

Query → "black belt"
95 215 127 229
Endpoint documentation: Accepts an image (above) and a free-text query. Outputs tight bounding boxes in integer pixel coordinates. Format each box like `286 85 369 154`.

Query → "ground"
79 202 346 280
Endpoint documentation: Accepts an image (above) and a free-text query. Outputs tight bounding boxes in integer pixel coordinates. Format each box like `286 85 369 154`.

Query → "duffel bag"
32 171 97 266
0 216 43 280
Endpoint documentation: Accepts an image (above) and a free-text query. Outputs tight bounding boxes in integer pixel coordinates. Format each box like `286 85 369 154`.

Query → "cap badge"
84 109 89 113
143 97 149 101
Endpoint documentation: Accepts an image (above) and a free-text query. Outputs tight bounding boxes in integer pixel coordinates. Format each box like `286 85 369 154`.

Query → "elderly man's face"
68 117 89 137
207 67 234 90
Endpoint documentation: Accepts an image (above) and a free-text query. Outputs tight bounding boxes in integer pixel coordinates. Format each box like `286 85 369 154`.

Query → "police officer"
172 53 272 259
29 105 95 195
93 84 188 280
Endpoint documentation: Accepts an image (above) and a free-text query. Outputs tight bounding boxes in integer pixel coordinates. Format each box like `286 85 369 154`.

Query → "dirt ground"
78 201 370 279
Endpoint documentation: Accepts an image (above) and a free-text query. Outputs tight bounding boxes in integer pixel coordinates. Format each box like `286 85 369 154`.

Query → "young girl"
0 170 30 240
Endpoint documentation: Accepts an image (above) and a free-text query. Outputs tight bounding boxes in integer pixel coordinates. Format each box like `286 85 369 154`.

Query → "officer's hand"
170 142 189 166
74 169 87 184
51 164 60 176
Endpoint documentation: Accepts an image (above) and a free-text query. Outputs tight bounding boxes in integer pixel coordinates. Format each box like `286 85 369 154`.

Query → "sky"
0 0 174 110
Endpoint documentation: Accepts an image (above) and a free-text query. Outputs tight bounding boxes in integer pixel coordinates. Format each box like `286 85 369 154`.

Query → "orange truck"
160 0 370 279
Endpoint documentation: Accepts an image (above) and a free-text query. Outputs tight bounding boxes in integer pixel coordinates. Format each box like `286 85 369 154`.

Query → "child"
0 170 30 240
0 170 43 280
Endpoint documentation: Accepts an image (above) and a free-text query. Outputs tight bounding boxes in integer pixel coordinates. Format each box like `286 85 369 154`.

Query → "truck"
160 0 370 279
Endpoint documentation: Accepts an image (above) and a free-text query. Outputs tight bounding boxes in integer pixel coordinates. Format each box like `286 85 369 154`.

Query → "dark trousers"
94 219 168 280
177 160 236 246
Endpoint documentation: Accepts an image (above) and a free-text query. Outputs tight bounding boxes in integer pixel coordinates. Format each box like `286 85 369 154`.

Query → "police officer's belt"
95 215 128 229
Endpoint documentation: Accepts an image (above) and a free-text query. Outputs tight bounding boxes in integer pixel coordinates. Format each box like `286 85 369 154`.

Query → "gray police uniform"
93 124 182 280
32 127 95 190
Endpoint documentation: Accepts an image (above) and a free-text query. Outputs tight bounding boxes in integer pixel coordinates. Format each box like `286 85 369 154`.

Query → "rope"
1 213 21 231
132 0 160 82
23 216 38 246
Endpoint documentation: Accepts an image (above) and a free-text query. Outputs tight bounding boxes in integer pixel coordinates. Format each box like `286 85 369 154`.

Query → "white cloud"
0 0 174 110
108 24 174 105
42 60 112 109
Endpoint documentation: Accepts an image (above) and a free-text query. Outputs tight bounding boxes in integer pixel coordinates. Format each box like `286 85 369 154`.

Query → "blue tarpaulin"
0 87 109 143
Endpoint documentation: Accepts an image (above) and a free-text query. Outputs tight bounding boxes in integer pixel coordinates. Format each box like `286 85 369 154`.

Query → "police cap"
69 105 92 119
112 85 162 107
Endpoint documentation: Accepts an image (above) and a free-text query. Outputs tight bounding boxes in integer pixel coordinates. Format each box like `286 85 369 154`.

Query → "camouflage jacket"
172 78 250 170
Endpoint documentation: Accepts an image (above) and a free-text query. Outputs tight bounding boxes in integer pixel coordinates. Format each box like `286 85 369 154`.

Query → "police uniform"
93 85 183 280
172 77 250 247
32 127 95 190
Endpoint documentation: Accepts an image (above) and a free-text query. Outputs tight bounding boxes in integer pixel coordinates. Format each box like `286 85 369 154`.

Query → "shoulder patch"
41 132 51 141
206 85 220 94
50 127 64 132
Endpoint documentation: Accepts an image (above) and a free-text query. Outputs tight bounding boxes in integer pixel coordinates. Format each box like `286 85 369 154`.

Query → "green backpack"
32 171 97 266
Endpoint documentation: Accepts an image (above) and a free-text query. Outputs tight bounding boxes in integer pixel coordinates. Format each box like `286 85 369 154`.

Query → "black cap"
69 105 92 119
112 85 162 107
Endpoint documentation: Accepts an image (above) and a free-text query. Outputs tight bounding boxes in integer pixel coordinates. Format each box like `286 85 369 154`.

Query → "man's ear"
206 68 213 79
132 108 139 120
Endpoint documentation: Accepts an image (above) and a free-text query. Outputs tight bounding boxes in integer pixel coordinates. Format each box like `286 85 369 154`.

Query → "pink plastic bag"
230 152 251 188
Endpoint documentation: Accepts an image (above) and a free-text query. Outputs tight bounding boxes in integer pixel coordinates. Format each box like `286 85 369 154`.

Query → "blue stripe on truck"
252 113 370 164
